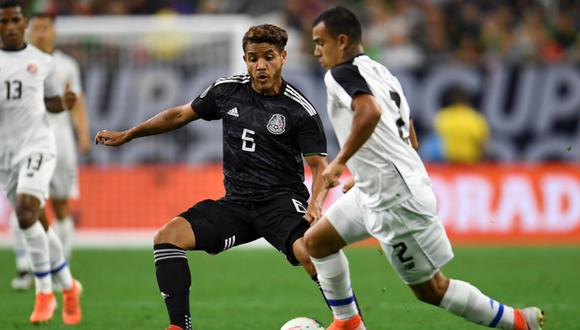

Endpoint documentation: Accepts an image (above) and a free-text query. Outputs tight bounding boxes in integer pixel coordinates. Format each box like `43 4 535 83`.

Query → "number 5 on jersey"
242 128 255 152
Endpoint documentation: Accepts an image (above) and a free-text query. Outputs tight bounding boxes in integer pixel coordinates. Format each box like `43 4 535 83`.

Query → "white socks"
47 228 74 290
21 221 51 294
52 216 74 260
311 251 358 320
440 279 515 329
10 211 31 273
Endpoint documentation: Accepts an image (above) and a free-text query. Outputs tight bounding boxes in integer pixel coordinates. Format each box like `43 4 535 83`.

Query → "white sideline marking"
0 230 271 249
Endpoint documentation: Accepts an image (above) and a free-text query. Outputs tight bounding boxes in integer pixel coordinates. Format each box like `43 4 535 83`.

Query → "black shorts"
179 193 310 265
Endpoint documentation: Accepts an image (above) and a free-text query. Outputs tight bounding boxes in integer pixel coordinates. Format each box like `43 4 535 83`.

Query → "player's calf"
154 217 196 330
410 271 450 305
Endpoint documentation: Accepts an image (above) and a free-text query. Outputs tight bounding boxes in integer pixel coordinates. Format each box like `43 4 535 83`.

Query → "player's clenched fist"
95 129 130 146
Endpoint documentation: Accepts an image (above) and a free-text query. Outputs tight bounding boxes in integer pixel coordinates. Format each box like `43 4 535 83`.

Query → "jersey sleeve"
44 58 60 98
190 83 222 121
296 114 327 157
68 58 83 94
330 64 372 100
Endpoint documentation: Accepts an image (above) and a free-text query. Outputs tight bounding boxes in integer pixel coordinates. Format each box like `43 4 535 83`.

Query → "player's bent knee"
303 229 326 258
293 238 311 264
15 205 38 229
292 238 317 275
153 217 196 249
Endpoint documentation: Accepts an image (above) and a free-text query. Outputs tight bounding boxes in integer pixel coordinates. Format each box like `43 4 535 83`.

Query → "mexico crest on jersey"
267 114 286 135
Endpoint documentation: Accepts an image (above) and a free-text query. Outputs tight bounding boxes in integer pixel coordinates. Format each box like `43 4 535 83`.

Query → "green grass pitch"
0 246 578 329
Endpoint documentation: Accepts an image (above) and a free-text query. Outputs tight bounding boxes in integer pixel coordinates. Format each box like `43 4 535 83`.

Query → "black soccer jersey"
191 74 327 202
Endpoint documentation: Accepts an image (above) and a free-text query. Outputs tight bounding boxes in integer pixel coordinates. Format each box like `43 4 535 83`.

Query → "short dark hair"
0 0 23 10
312 6 362 44
30 12 56 23
242 24 288 52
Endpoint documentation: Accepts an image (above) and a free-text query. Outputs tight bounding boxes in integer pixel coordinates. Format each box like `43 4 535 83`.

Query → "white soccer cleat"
11 272 34 291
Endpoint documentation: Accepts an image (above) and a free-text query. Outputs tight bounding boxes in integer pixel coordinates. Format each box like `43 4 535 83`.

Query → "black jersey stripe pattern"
215 73 250 86
284 85 317 116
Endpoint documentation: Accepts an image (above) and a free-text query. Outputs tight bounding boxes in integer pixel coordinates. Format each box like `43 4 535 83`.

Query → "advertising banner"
2 164 577 245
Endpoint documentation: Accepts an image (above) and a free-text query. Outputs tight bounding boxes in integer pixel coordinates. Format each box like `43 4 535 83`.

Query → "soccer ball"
280 317 325 330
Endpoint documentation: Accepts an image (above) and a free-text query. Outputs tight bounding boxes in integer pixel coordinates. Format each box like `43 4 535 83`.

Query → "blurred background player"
96 24 329 330
28 12 90 258
433 86 489 164
305 6 544 330
0 0 82 325
10 11 90 291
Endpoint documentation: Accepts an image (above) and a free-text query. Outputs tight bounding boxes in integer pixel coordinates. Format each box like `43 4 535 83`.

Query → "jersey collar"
1 42 28 52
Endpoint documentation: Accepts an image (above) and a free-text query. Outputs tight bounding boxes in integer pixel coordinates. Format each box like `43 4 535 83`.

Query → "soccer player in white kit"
0 1 82 325
304 6 545 330
17 12 88 263
10 12 89 291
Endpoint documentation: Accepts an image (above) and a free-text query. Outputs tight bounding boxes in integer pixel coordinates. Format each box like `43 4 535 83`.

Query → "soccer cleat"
30 292 57 324
62 279 83 325
514 307 545 330
327 315 366 330
165 326 184 330
11 272 34 291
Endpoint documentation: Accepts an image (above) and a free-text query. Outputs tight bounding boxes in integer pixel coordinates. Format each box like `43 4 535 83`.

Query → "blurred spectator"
433 87 489 164
20 0 580 65
416 3 451 64
365 0 424 69
480 5 515 63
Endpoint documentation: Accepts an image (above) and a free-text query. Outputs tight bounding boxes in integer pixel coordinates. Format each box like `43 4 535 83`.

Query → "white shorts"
326 186 454 285
49 123 79 199
0 152 57 208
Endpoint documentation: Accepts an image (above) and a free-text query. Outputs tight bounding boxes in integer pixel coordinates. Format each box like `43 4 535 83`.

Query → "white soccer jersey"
0 45 59 165
324 54 431 210
47 50 82 135
46 50 83 198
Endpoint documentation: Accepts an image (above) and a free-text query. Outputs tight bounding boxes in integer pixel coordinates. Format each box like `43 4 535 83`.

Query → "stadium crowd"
25 0 580 66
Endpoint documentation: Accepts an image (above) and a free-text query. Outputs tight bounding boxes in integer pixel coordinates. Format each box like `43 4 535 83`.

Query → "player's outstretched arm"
304 155 329 223
95 103 199 147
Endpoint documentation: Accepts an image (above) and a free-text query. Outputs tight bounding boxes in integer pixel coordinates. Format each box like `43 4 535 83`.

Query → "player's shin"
439 279 516 329
154 244 192 330
47 228 74 289
52 216 75 260
22 221 52 294
311 251 359 320
11 212 32 273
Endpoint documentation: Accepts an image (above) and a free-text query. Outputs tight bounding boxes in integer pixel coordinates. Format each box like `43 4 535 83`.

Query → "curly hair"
242 24 288 52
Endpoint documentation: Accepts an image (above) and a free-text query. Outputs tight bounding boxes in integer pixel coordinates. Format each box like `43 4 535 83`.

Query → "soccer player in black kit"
96 24 328 330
